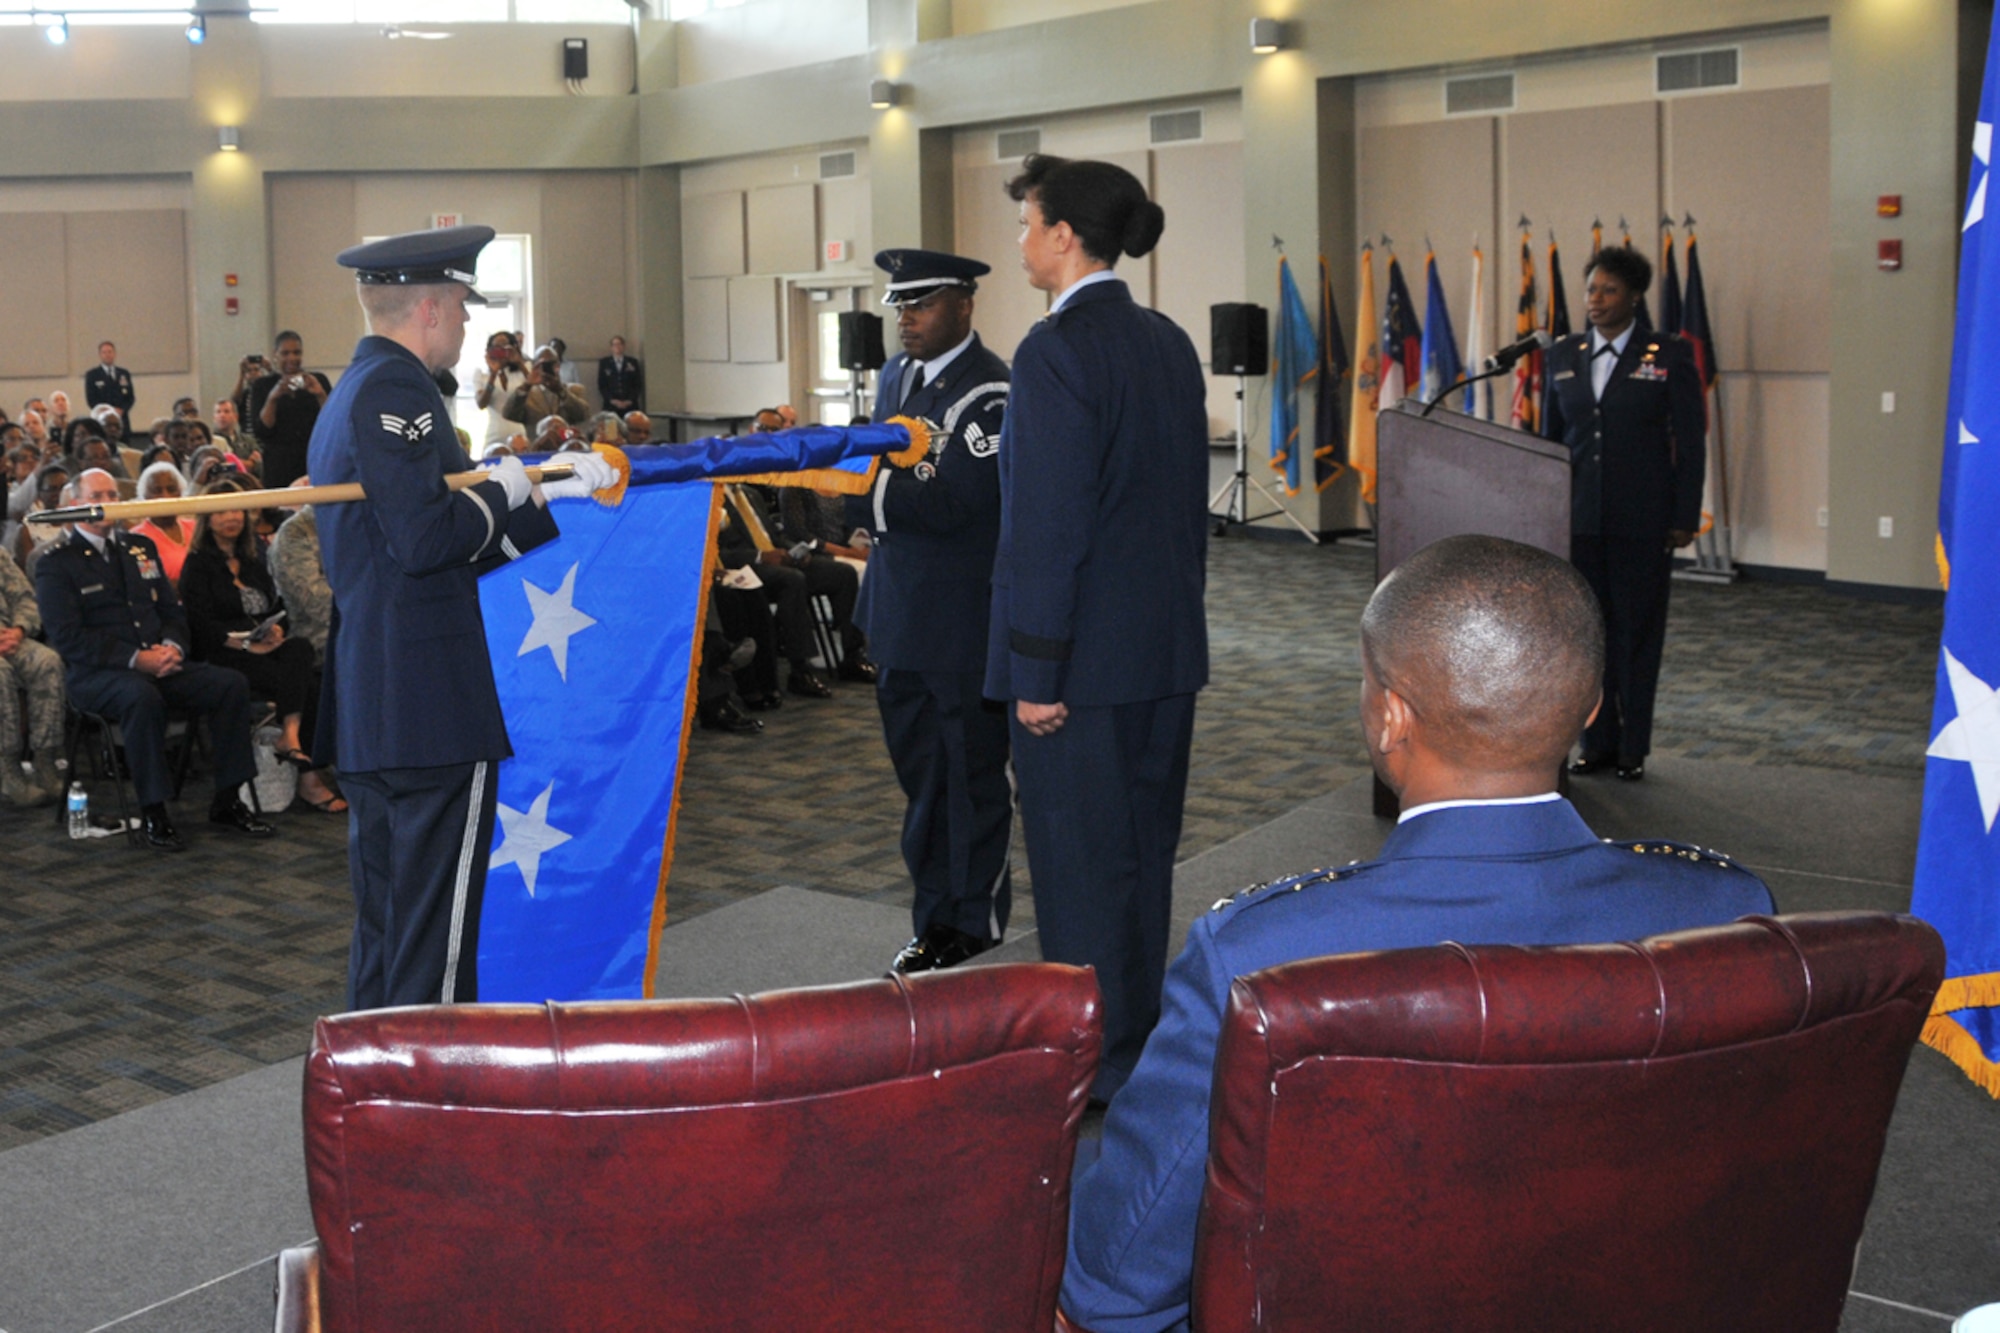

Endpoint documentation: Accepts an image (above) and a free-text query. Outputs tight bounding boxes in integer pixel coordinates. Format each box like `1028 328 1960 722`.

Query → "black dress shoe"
787 670 833 699
140 804 185 853
1615 760 1646 781
209 795 274 838
836 655 878 685
742 692 784 712
1566 752 1616 776
890 924 999 974
698 700 763 734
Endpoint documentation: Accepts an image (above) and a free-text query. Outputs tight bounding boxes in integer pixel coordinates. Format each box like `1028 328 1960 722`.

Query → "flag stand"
1211 375 1320 543
1675 379 1740 585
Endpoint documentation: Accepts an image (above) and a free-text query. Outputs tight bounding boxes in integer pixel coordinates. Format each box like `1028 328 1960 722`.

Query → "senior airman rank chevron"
1912 14 2000 1099
379 411 433 442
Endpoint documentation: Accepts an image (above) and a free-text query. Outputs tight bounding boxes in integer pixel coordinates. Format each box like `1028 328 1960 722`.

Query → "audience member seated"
72 434 126 483
171 397 200 421
709 558 784 712
187 445 243 491
3 444 37 556
0 541 68 807
269 488 331 666
585 411 625 446
502 349 590 431
178 478 343 815
18 409 50 457
1057 534 1778 1333
781 482 872 577
211 397 245 454
694 600 762 734
137 443 176 475
715 481 874 696
13 463 70 579
35 469 272 851
130 462 197 582
90 405 130 454
622 410 652 444
531 415 575 454
45 390 70 438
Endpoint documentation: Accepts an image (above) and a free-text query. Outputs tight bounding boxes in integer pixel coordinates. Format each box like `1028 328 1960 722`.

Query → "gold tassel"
1934 971 2000 1013
1922 1011 2000 1099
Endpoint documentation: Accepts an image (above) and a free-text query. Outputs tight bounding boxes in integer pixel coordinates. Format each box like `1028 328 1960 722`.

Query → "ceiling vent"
1657 47 1740 94
1445 72 1515 115
996 128 1042 161
1149 108 1204 145
818 151 857 179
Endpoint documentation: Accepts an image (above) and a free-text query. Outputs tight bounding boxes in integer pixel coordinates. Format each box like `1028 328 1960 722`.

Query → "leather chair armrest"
273 1241 321 1333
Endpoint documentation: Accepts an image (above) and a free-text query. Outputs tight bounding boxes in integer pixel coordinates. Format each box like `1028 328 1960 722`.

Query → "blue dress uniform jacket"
984 279 1210 706
36 529 188 670
308 335 557 774
1543 330 1706 539
1061 798 1775 1333
83 363 136 422
857 335 1010 673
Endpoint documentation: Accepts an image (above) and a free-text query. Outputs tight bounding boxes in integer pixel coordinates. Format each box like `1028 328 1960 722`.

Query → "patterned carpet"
0 537 1943 1150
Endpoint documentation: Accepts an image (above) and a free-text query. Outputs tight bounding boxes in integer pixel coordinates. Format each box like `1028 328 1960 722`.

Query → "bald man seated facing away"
1058 534 1776 1333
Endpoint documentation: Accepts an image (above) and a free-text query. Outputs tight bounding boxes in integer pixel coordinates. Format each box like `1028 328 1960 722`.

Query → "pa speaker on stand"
838 310 886 421
1207 302 1319 544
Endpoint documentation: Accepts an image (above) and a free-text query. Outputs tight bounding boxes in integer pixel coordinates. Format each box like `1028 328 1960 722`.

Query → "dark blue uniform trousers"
877 668 1013 940
1013 692 1197 1102
342 760 498 1011
67 662 256 807
1572 534 1674 763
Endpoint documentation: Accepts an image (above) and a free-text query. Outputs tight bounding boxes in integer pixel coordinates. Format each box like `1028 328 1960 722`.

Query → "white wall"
949 0 1156 38
674 0 867 88
264 23 637 99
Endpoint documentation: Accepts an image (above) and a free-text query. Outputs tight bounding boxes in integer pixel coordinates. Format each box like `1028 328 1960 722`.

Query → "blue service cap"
338 224 495 304
875 248 990 306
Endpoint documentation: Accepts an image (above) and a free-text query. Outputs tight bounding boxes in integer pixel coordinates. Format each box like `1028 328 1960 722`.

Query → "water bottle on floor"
67 782 88 840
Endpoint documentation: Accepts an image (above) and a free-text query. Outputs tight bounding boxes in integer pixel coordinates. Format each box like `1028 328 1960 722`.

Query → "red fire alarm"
1877 195 1902 218
225 296 240 315
225 272 239 287
1878 239 1903 271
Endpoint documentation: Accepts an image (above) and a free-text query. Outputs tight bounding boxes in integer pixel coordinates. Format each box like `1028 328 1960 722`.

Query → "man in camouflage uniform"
0 551 68 805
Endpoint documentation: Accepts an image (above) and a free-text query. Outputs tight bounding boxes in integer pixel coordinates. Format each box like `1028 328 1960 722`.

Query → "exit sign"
431 213 463 230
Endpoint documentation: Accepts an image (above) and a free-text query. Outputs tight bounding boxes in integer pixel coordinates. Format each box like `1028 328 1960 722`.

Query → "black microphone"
1481 329 1554 374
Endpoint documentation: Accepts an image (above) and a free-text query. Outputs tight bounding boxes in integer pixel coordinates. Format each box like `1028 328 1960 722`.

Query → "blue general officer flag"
475 478 713 1002
1270 256 1318 496
1912 17 2000 1098
1418 249 1462 403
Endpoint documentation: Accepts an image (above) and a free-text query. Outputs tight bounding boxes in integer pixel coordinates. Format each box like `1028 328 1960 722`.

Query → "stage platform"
0 758 1990 1331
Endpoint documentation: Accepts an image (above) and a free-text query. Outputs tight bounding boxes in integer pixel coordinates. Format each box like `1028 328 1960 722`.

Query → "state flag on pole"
1660 218 1684 335
1463 243 1492 420
1419 248 1463 404
1540 232 1572 432
1269 255 1318 496
1312 255 1352 492
1509 224 1539 433
1621 219 1655 333
1379 252 1423 413
1912 15 2000 1098
1348 244 1382 505
1682 227 1718 388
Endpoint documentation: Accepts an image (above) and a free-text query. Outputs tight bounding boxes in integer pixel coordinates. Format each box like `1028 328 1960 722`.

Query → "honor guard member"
857 248 1014 973
1060 536 1775 1333
309 225 616 1012
1543 244 1705 782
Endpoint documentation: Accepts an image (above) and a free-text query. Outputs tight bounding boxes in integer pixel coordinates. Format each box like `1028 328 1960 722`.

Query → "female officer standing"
986 155 1210 1103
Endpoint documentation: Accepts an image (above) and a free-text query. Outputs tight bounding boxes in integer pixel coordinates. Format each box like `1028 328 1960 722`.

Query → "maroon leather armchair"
1190 912 1943 1333
275 963 1100 1332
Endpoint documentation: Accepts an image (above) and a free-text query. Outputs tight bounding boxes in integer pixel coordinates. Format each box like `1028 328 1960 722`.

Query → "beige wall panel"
1358 117 1497 367
951 0 1155 39
1503 102 1659 323
0 215 70 380
818 176 874 281
1722 373 1829 571
747 182 819 275
1154 141 1245 436
67 211 188 376
0 27 191 102
685 278 730 363
540 171 632 364
954 160 1045 362
685 192 746 278
727 275 782 363
1667 85 1831 374
269 176 361 375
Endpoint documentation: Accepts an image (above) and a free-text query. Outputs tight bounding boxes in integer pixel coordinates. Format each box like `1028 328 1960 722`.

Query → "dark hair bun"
1122 201 1166 258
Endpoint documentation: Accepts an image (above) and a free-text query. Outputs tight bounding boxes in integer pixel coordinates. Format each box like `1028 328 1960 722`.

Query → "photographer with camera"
500 345 589 432
473 331 528 448
247 331 330 489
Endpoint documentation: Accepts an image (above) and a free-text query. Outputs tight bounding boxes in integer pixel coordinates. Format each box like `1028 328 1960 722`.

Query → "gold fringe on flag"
725 416 933 496
1920 972 2000 1099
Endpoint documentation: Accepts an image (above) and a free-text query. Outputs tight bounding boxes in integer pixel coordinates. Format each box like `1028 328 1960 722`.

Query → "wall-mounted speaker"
838 310 886 372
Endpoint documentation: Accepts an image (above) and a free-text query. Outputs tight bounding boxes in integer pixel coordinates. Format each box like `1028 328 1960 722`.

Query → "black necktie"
902 365 926 408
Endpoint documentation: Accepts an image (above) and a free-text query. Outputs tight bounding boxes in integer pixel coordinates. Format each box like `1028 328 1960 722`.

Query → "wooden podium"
1369 400 1573 815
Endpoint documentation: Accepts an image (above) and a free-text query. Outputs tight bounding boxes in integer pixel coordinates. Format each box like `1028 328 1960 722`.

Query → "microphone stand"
1418 360 1517 418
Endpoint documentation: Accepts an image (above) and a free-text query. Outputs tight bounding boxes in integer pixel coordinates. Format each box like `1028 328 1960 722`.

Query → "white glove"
540 452 618 501
486 454 533 510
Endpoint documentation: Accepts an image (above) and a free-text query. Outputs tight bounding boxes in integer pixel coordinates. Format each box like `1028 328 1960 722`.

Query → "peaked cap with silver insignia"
874 248 990 306
338 224 496 304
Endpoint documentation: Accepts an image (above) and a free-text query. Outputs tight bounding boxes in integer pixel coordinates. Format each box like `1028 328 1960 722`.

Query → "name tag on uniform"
1630 363 1669 382
1553 369 1576 382
80 583 104 595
